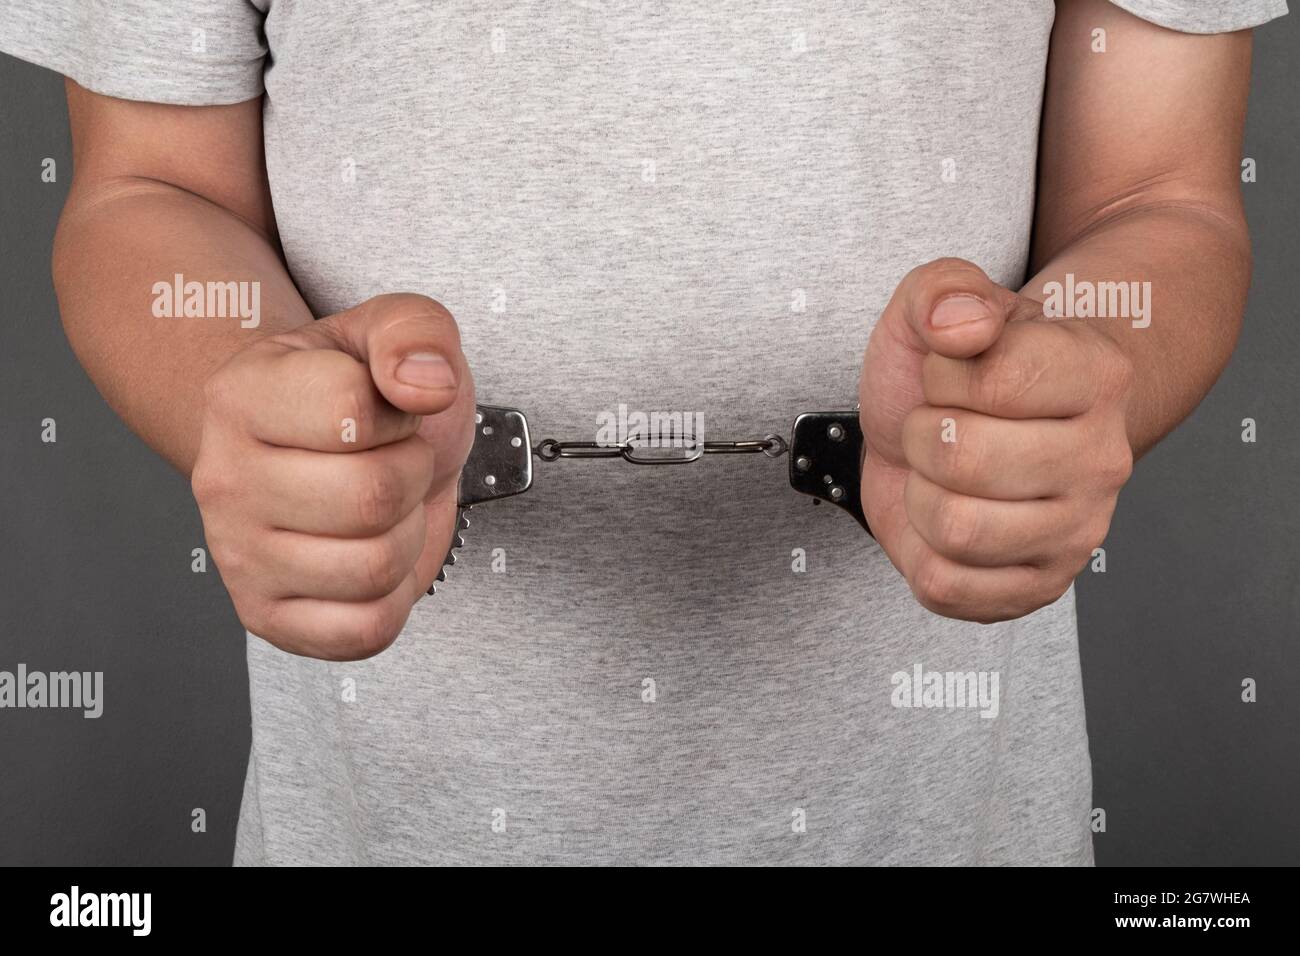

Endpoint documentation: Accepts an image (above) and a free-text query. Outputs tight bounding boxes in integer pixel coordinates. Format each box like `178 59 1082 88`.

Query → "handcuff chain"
533 433 788 465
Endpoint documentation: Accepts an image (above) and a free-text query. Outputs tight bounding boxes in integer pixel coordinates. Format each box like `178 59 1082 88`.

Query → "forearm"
1020 202 1251 458
52 177 313 474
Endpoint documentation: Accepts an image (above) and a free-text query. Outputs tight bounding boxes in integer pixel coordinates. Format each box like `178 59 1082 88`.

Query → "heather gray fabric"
1 0 1285 865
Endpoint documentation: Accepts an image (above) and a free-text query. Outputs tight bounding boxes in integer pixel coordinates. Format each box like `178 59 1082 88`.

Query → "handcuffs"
429 404 872 594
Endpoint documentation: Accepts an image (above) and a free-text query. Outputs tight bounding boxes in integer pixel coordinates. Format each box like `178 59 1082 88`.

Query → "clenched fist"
192 294 476 659
859 258 1135 623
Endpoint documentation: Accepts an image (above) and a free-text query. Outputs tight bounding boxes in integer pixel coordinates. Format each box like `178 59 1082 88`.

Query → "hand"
858 258 1135 623
191 293 476 659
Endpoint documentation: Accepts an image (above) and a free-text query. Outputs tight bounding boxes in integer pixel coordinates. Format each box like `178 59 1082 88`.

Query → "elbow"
49 201 111 384
50 208 82 341
1217 212 1253 364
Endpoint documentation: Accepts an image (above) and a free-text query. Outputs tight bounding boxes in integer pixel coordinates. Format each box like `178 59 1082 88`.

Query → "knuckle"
1072 513 1113 559
356 464 405 531
933 493 980 559
928 256 981 277
978 346 1045 415
1097 439 1134 488
1033 573 1072 612
190 459 231 506
376 291 441 314
907 408 976 478
333 383 376 444
375 293 458 333
361 535 408 597
912 554 962 616
232 595 276 641
208 537 250 583
946 418 985 480
202 367 241 417
344 609 403 660
903 261 937 284
905 257 984 298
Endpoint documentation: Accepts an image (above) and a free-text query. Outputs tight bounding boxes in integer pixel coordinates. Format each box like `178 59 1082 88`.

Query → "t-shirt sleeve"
0 0 267 106
1109 0 1288 34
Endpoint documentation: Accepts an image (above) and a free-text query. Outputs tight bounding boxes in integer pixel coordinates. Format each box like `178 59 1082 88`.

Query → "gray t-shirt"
2 0 1286 865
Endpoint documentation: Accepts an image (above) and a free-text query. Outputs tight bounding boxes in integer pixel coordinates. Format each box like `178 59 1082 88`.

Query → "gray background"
1 18 1296 865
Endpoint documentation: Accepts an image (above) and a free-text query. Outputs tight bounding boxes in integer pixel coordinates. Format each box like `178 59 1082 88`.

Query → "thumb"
860 258 1014 468
313 293 466 416
884 257 1015 361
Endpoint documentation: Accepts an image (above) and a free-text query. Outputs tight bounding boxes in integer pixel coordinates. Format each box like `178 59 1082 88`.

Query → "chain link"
534 432 787 465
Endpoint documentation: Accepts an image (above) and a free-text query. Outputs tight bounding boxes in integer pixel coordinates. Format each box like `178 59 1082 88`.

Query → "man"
0 0 1284 864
